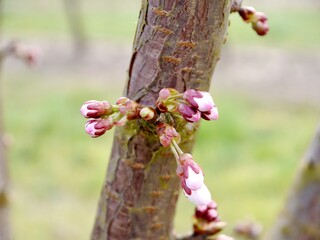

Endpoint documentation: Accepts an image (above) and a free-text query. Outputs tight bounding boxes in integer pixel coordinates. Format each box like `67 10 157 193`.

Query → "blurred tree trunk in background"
91 0 230 239
63 0 87 57
0 0 11 238
265 125 320 240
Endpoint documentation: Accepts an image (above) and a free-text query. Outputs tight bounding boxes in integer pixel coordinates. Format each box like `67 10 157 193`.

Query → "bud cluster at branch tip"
81 88 219 138
80 88 227 237
238 6 269 36
80 97 141 138
156 88 219 123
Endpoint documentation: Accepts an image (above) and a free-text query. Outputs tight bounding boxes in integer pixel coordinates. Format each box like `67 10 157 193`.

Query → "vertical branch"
265 125 320 240
63 0 87 57
91 0 230 239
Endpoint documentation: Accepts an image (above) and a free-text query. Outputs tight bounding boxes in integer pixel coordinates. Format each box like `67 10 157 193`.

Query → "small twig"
230 0 243 13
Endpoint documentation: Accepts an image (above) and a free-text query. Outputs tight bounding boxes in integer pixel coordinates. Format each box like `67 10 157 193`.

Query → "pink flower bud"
183 90 215 112
139 107 156 121
114 116 127 126
119 100 141 120
85 118 113 138
80 100 112 118
216 235 234 240
178 104 201 122
13 44 41 66
157 123 180 147
252 19 269 36
158 88 171 101
238 6 256 22
116 97 130 105
183 184 212 207
194 92 215 112
201 106 219 121
185 166 204 191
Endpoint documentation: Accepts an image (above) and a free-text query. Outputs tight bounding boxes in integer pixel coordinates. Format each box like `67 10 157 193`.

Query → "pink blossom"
85 118 113 138
183 90 215 112
252 15 269 36
13 43 41 66
139 107 156 121
183 184 212 206
216 235 234 240
195 200 219 221
157 123 180 147
80 100 112 118
178 104 201 122
185 166 204 191
194 92 215 112
201 105 219 121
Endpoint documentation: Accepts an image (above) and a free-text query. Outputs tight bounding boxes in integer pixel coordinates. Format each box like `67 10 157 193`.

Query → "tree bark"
265 125 320 240
91 0 230 239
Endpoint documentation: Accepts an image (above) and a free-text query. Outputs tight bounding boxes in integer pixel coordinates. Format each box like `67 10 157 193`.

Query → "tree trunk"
63 0 87 57
265 125 320 240
91 0 230 239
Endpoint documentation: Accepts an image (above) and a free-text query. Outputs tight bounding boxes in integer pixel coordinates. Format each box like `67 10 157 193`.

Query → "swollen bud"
139 107 156 121
80 100 113 118
85 118 114 138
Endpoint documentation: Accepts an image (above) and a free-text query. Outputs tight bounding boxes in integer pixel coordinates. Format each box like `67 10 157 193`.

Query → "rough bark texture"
265 126 320 240
91 0 230 239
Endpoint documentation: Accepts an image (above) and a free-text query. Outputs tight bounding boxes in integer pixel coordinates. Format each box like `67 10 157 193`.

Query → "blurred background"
0 0 319 239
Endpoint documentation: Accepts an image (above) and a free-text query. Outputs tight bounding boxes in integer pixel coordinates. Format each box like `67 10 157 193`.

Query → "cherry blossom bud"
252 18 269 36
183 184 212 206
85 118 113 138
13 43 41 66
157 123 181 147
178 104 201 122
201 106 219 121
119 100 141 120
183 90 215 112
80 100 112 118
216 235 234 240
238 6 256 22
116 97 130 105
158 88 171 101
185 166 204 191
114 116 127 126
139 107 156 121
156 88 180 112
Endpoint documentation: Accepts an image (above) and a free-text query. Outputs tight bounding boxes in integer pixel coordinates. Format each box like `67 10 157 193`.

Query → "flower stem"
170 143 180 164
172 139 184 155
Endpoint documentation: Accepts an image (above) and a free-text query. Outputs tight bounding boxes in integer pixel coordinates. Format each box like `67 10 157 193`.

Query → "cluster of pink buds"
238 6 269 36
12 43 41 66
156 88 218 123
193 201 233 239
81 88 228 237
80 98 141 137
157 124 213 207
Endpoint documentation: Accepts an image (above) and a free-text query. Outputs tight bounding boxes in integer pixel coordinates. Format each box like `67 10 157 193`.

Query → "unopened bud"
85 118 113 138
157 123 180 147
139 107 156 121
80 100 113 118
13 43 41 66
252 19 269 36
119 100 141 120
238 6 256 22
178 104 201 123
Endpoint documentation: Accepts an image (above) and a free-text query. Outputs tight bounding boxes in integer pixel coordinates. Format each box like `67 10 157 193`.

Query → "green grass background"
1 0 320 239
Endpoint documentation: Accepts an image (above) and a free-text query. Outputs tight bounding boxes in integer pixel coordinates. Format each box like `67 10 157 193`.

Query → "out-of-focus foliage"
1 0 319 239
